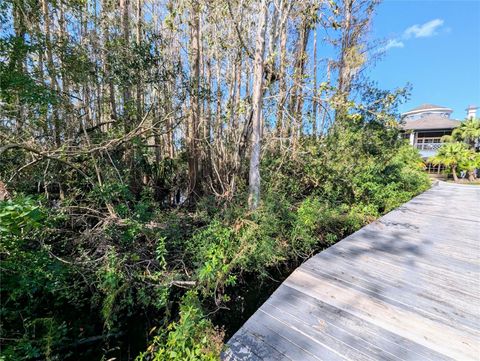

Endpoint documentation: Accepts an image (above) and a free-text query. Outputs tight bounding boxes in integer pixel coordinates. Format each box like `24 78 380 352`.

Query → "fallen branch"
0 143 91 181
170 280 197 288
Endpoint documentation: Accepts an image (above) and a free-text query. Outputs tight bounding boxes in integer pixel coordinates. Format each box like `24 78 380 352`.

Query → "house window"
415 137 443 150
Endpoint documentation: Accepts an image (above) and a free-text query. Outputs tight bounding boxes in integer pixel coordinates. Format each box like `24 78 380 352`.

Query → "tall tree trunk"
36 19 48 138
12 0 26 135
337 0 352 99
230 54 241 130
204 57 213 185
215 60 222 140
136 0 143 124
320 61 331 133
248 0 268 210
59 2 73 140
120 0 132 131
312 26 318 138
165 30 175 159
42 0 61 146
276 7 287 139
289 14 311 149
101 0 118 120
188 1 201 197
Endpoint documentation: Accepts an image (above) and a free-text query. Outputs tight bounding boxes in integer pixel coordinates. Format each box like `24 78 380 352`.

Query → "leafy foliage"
136 292 224 361
0 197 74 360
432 118 480 181
452 118 480 147
0 0 433 359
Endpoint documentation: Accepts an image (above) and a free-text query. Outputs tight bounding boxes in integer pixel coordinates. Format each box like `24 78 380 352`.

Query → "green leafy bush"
0 197 74 360
137 292 224 361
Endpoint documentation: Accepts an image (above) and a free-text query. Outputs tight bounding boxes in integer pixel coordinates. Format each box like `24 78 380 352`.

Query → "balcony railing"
414 142 443 151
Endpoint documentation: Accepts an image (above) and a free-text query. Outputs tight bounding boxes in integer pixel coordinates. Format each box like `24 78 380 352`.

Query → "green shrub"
0 196 74 360
137 291 224 361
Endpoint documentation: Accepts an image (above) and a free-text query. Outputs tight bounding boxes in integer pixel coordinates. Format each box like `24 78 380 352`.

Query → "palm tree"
452 118 480 149
429 142 469 182
459 151 480 182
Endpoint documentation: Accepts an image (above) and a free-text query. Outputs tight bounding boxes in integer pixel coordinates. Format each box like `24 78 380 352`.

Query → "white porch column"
409 132 415 146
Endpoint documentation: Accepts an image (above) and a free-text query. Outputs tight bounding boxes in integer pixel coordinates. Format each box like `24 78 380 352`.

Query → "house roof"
402 114 461 131
402 103 453 116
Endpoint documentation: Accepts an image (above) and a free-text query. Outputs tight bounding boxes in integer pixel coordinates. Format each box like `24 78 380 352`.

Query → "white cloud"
384 39 405 50
381 19 446 53
403 19 444 39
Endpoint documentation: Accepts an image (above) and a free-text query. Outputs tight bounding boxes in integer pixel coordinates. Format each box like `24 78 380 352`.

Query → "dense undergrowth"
1 119 430 360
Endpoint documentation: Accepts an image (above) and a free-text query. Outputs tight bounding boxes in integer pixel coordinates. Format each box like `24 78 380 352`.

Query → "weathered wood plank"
353 224 480 262
238 310 332 361
330 234 480 286
225 183 480 360
267 285 453 361
301 262 480 333
285 269 479 360
260 302 379 361
370 217 480 249
304 251 480 324
222 327 289 361
307 245 480 301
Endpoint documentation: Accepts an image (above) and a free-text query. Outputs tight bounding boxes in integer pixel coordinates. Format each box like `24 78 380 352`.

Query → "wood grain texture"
224 182 480 360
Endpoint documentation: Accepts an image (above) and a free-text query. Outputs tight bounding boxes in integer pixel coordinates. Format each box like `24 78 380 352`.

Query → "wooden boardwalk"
224 182 480 360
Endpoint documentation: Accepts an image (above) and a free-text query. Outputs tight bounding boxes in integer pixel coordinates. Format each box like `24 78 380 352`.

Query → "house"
401 104 477 160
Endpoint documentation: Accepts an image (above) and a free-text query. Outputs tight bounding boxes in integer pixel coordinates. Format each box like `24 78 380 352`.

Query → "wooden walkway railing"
223 182 480 361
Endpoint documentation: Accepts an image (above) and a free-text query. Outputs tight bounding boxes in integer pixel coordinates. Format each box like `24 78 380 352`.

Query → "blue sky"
367 0 480 119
